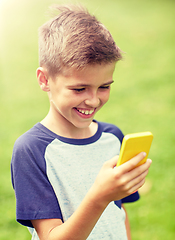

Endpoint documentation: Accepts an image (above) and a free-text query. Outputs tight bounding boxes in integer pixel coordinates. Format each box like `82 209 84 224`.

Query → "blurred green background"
0 0 175 239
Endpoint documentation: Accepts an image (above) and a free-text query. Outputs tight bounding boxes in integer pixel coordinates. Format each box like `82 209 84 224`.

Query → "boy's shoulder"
13 123 55 152
98 121 124 143
12 123 57 170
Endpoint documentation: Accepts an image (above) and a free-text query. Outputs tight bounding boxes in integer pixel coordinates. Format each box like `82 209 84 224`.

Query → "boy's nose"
84 93 100 108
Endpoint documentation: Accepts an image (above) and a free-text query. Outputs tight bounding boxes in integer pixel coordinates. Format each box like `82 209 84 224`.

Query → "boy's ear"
36 67 50 92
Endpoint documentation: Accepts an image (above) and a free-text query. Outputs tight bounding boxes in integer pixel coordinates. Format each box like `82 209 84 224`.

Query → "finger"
125 158 152 182
117 152 147 173
130 163 151 192
129 178 146 194
127 167 149 190
124 158 152 191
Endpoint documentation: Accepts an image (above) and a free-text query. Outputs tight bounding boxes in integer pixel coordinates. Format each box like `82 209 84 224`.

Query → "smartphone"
117 131 153 167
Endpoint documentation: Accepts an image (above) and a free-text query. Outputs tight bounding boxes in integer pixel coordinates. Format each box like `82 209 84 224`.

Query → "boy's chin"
73 120 93 129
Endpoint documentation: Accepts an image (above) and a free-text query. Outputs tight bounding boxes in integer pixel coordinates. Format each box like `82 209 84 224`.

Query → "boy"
11 5 152 240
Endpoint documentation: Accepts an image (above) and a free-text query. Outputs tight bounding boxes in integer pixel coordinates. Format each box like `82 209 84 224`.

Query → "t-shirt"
11 120 139 240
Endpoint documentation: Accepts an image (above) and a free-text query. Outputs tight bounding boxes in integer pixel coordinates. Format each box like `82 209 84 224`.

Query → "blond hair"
38 5 122 76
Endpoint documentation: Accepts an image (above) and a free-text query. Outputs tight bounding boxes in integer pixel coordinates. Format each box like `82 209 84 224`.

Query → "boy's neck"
40 113 98 139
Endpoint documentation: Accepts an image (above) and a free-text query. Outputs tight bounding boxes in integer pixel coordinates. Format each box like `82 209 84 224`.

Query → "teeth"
78 109 94 115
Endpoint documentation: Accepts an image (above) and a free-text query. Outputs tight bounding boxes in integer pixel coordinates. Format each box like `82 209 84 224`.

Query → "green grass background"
0 0 175 239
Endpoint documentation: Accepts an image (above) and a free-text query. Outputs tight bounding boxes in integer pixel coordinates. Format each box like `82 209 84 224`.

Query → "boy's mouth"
75 108 95 115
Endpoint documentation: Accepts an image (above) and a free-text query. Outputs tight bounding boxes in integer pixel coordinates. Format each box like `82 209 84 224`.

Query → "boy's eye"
73 88 86 92
99 85 110 89
72 84 111 92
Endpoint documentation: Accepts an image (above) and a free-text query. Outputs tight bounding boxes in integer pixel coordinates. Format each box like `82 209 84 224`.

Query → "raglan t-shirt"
11 120 139 240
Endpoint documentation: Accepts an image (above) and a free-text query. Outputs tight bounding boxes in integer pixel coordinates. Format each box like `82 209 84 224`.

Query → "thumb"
105 155 119 168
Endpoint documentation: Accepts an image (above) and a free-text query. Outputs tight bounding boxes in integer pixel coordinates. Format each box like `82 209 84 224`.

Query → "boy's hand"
91 152 152 208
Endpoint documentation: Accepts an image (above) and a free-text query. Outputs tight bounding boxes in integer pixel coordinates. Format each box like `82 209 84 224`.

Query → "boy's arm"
123 204 132 240
32 187 108 240
32 153 151 240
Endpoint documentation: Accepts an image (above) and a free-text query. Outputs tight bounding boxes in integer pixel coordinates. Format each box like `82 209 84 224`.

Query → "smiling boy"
11 5 152 240
38 63 115 139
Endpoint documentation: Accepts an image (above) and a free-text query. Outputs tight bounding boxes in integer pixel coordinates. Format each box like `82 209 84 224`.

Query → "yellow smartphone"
117 131 153 167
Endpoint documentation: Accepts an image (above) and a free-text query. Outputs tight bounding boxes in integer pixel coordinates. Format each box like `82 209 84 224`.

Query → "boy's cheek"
103 93 110 104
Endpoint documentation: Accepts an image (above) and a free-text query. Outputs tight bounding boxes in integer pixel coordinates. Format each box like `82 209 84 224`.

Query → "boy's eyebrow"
68 80 114 88
101 80 114 85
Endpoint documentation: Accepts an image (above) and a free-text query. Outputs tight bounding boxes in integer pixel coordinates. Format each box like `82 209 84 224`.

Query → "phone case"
117 131 153 167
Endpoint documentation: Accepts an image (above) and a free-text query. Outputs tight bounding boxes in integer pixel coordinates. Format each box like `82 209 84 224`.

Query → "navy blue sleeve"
114 191 140 209
122 191 140 203
11 130 63 227
99 121 124 144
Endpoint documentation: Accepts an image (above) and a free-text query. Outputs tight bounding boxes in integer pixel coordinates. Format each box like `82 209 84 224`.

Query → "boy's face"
47 62 116 136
